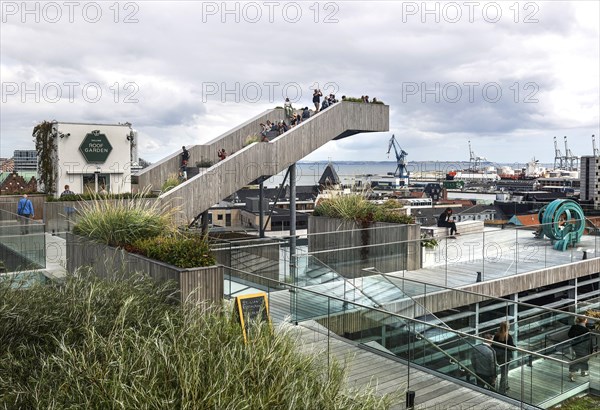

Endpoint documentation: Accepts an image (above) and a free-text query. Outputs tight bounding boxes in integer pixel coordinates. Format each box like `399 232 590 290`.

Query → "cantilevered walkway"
136 102 389 221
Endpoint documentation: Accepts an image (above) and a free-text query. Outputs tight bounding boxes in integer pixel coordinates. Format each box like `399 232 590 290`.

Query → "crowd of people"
259 91 342 141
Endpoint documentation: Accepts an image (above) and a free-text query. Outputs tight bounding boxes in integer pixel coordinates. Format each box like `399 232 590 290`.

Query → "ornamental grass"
72 188 178 248
314 194 414 224
0 273 396 409
161 173 181 192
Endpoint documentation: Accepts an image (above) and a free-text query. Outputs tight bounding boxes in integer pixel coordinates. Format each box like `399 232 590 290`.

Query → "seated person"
302 107 310 119
321 98 329 110
437 207 459 236
278 121 289 134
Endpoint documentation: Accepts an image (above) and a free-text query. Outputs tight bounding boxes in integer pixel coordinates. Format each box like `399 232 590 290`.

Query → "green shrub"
0 273 396 409
342 97 384 104
72 191 177 247
196 158 214 168
244 134 260 146
130 233 216 268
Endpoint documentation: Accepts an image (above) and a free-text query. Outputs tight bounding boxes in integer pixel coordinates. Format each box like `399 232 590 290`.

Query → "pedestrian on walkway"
493 321 516 393
17 194 34 234
471 334 497 390
568 316 591 382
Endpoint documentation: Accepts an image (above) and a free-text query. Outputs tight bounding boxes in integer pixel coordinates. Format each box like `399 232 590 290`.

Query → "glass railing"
301 220 598 288
222 266 599 407
0 209 46 271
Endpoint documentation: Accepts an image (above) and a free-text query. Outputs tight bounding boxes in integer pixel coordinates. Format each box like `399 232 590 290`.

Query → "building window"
217 214 223 221
82 174 110 194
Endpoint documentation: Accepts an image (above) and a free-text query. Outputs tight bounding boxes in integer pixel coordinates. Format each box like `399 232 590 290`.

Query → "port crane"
553 136 564 170
468 140 486 171
387 135 410 184
563 136 579 170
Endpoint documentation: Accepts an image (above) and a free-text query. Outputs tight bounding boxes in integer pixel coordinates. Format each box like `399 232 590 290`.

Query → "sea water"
262 161 551 188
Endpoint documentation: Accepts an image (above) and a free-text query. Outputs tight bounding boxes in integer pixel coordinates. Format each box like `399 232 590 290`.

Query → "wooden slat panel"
67 233 223 305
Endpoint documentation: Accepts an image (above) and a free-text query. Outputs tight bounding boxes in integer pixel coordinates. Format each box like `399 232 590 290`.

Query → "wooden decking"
417 227 598 289
291 320 522 409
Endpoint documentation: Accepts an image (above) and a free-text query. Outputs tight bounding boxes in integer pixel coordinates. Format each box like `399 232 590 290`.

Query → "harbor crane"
563 136 579 170
387 135 410 184
468 140 486 171
553 136 564 170
592 134 598 157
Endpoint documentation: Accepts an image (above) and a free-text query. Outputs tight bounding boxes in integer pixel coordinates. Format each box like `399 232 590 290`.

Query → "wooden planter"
308 216 421 278
66 233 223 305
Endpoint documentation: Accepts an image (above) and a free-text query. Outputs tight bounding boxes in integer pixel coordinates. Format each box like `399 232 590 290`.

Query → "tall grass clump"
244 134 260 146
0 272 396 409
314 194 414 224
72 188 178 247
161 173 181 192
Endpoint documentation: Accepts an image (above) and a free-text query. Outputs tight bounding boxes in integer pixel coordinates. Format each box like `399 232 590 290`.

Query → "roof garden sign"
79 130 113 163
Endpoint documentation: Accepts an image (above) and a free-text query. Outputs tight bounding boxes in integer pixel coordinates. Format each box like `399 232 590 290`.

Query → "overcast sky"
1 1 598 165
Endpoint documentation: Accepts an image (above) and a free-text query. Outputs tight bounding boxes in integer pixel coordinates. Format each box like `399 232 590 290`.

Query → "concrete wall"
308 216 421 278
67 233 223 305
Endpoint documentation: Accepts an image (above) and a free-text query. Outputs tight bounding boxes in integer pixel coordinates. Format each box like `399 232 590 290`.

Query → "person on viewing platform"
437 207 459 236
493 321 516 393
61 185 75 197
471 334 497 389
372 97 378 103
568 316 591 382
284 98 294 120
302 107 311 119
17 193 34 234
313 89 323 112
217 149 227 161
321 97 329 111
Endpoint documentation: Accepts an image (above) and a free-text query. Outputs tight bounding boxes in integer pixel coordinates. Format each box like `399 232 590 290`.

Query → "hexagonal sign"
79 130 113 163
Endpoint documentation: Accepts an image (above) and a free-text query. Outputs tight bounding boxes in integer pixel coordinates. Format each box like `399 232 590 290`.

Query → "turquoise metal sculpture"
538 199 585 251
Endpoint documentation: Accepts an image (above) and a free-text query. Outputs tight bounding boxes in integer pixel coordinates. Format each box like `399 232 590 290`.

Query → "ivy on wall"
33 121 58 195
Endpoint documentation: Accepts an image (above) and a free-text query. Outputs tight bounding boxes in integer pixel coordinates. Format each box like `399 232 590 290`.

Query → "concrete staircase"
154 102 389 223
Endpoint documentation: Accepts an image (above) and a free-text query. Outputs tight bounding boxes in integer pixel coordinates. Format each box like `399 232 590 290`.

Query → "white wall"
54 123 134 196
